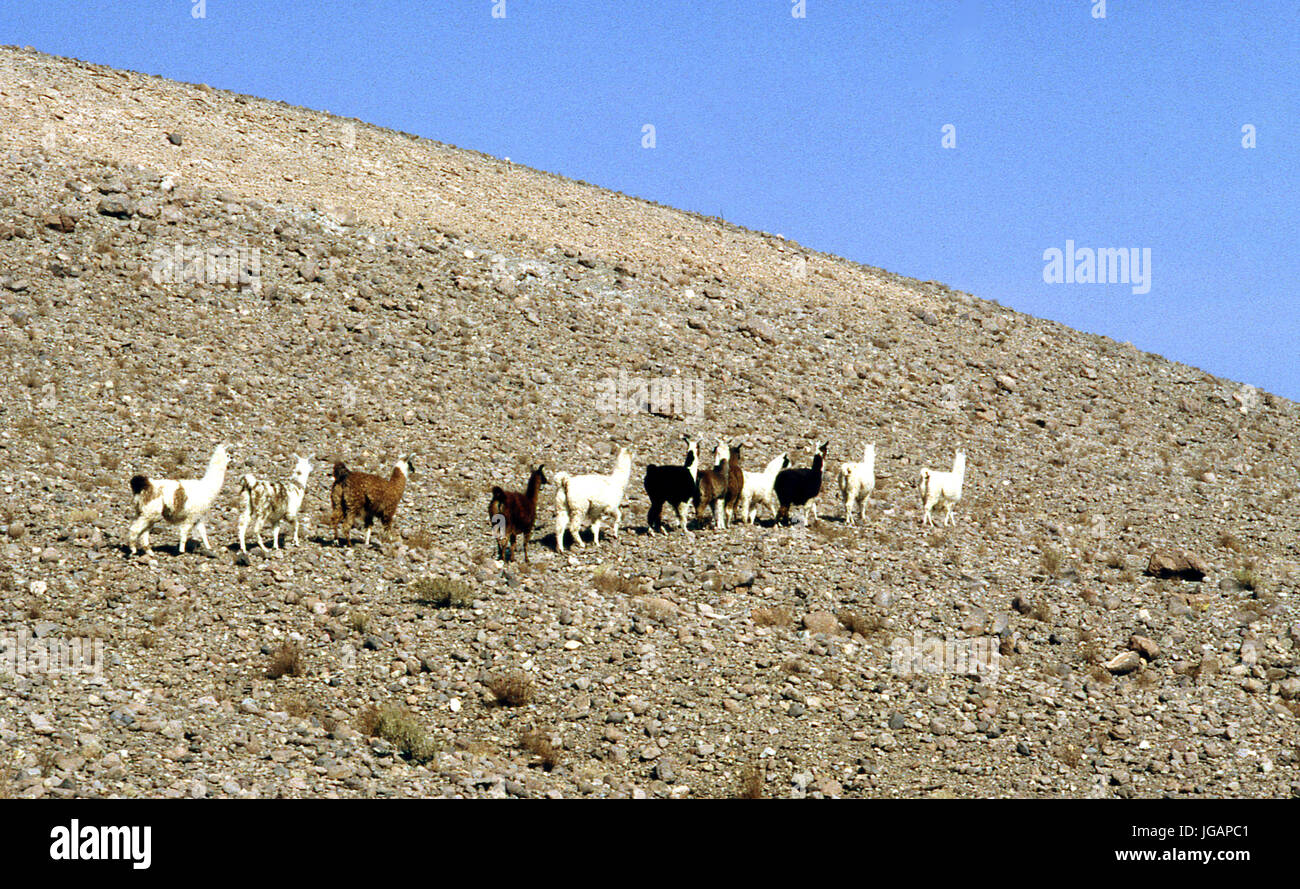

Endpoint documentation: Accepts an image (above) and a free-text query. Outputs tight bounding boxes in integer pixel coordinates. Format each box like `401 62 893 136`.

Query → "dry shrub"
752 606 792 628
267 642 303 679
519 728 560 771
1055 743 1083 768
1040 546 1063 578
412 575 473 608
355 705 380 736
593 567 640 596
282 697 311 719
780 656 810 674
811 522 851 543
1232 564 1265 592
837 608 884 638
374 707 439 759
1218 530 1244 552
405 528 435 550
363 704 439 763
735 761 765 799
487 671 535 707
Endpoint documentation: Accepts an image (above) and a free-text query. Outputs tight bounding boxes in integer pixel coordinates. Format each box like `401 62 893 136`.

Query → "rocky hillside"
0 46 1296 798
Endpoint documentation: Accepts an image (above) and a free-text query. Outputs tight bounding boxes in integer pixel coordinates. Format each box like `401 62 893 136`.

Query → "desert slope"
0 46 1296 798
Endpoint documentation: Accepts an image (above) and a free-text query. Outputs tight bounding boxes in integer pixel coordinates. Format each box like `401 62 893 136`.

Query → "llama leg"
238 512 250 552
273 522 283 550
589 518 601 547
178 522 192 555
129 516 149 554
197 519 212 551
944 503 955 526
612 507 621 539
845 492 856 526
555 511 568 552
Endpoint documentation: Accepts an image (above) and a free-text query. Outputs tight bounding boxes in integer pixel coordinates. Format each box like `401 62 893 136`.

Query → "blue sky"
3 1 1297 396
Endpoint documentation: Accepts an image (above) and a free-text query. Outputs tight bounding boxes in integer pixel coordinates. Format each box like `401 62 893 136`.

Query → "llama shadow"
118 542 215 558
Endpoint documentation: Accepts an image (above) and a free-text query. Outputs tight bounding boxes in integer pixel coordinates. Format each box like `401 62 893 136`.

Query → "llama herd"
488 437 968 562
123 438 967 562
126 445 416 556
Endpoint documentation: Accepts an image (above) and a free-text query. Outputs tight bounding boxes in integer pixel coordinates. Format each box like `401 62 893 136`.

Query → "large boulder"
1144 549 1207 581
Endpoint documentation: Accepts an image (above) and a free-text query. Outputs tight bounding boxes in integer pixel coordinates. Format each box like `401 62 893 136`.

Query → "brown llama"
723 442 744 524
329 456 415 547
694 441 731 530
487 465 548 562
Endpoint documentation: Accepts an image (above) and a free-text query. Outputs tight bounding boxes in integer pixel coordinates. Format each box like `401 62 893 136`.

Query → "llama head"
953 451 966 472
397 455 416 477
292 454 313 485
209 443 231 473
714 441 730 465
531 465 549 487
863 442 876 463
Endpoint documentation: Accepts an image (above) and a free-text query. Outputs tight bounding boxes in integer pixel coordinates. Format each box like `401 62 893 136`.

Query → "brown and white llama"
127 443 231 555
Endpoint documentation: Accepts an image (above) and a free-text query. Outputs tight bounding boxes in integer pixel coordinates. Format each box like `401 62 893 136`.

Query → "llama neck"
612 453 631 485
286 478 307 512
525 472 543 501
203 450 228 484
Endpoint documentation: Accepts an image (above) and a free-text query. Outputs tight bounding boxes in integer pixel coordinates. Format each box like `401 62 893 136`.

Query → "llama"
554 446 632 551
920 450 966 526
330 456 415 546
238 454 312 553
694 441 731 530
488 465 548 562
738 451 790 524
774 440 828 524
838 442 876 526
127 443 230 555
644 436 699 534
723 442 745 525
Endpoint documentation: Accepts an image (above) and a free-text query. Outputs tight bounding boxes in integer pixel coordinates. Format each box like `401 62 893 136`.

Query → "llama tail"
332 461 349 483
129 474 151 498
